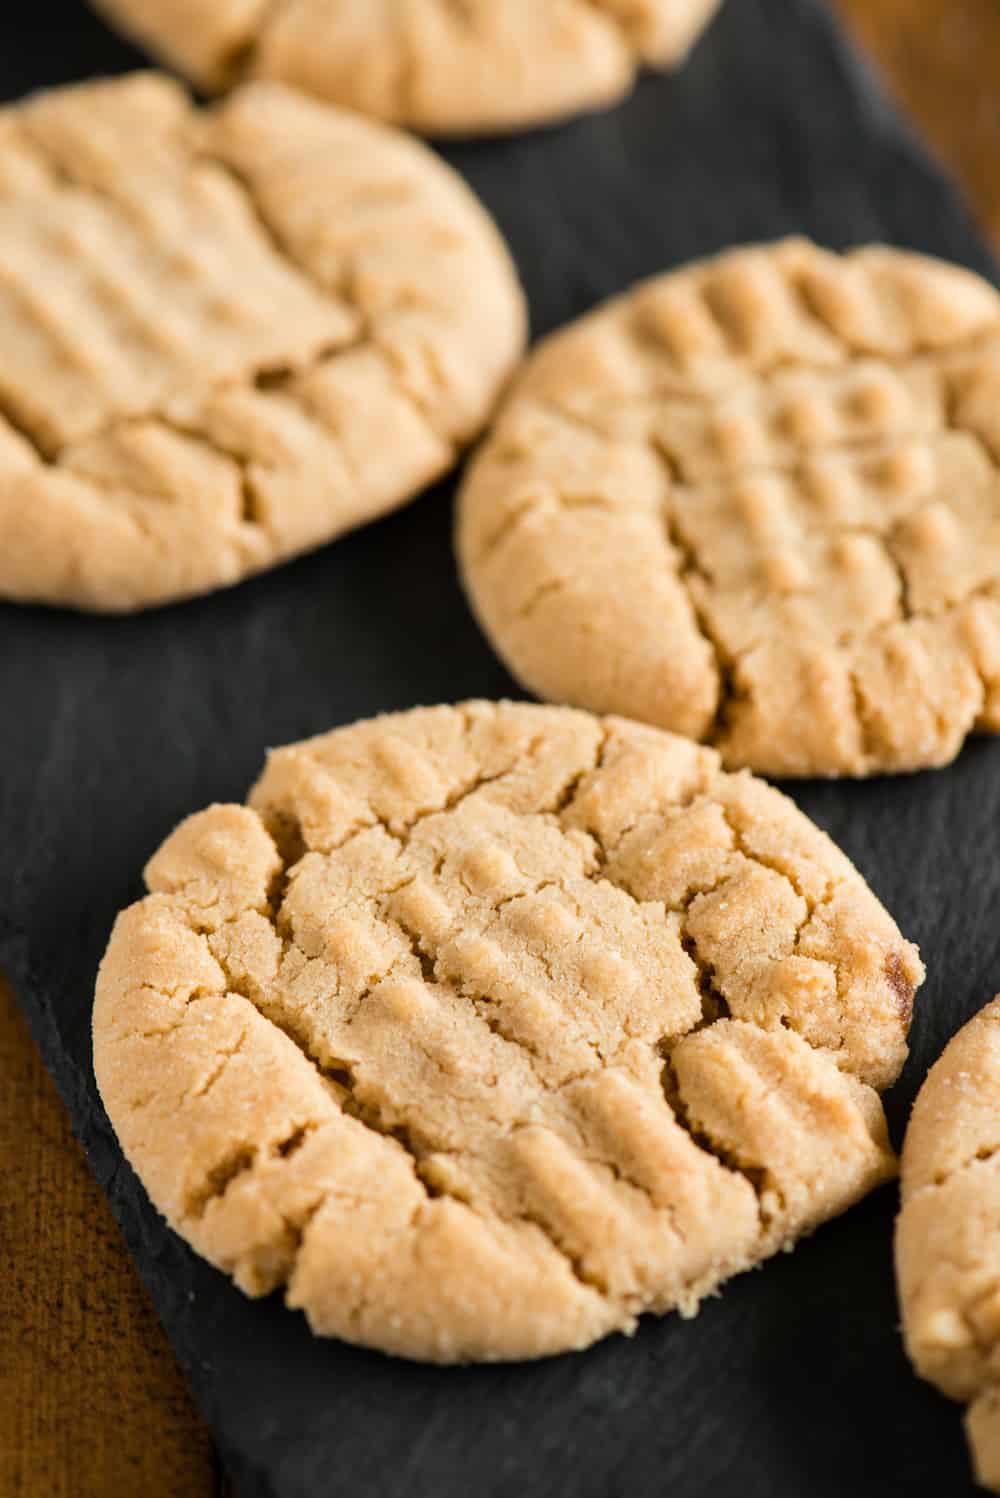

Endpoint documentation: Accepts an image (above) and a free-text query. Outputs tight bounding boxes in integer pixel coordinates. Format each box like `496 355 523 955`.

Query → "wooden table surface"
4 3 1000 1492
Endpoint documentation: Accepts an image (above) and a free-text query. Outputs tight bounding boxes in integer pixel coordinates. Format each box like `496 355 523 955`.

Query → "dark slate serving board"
3 2 1000 1494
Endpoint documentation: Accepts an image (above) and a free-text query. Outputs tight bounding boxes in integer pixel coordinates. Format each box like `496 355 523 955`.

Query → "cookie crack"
186 1141 258 1220
465 488 547 568
511 1199 614 1298
381 900 439 991
188 1023 251 1101
83 409 271 529
219 956 354 1089
676 929 731 1033
256 742 525 867
213 942 454 1204
659 490 732 739
547 722 612 818
848 664 882 769
216 0 291 84
137 404 294 532
349 719 592 850
697 809 861 1054
270 1187 330 1285
509 575 571 624
864 524 913 623
658 1053 772 1233
585 791 865 1072
203 150 463 455
184 1119 324 1253
0 391 48 465
384 763 522 845
337 1084 446 1199
715 801 835 909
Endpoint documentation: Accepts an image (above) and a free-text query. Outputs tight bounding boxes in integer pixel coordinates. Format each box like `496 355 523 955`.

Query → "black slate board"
3 3 1000 1495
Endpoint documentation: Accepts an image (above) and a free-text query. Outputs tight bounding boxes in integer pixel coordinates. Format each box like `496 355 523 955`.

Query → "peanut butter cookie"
92 0 721 136
897 997 1000 1493
458 239 1000 776
94 701 922 1362
0 73 525 611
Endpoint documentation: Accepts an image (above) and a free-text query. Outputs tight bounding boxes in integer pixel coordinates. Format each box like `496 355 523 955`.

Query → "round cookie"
457 238 1000 778
0 73 525 612
94 700 923 1363
896 998 1000 1493
91 0 722 137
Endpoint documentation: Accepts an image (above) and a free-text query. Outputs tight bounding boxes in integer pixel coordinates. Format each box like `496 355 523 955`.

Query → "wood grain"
835 0 1000 248
0 978 221 1498
3 4 999 1495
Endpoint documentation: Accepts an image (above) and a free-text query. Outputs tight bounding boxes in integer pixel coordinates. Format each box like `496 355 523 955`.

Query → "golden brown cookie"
91 0 721 137
457 238 1000 777
0 73 525 611
897 997 1000 1493
94 701 922 1363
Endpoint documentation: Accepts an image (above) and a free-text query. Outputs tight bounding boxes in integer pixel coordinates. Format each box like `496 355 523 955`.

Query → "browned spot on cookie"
275 1125 311 1160
885 952 915 1023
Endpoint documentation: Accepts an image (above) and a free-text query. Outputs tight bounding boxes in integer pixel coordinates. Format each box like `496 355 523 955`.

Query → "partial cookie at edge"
90 0 722 136
897 997 1000 1493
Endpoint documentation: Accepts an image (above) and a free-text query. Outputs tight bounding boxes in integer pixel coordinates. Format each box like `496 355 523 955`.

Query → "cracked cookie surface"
91 0 721 137
457 239 1000 777
0 72 525 611
897 997 1000 1493
93 701 923 1362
